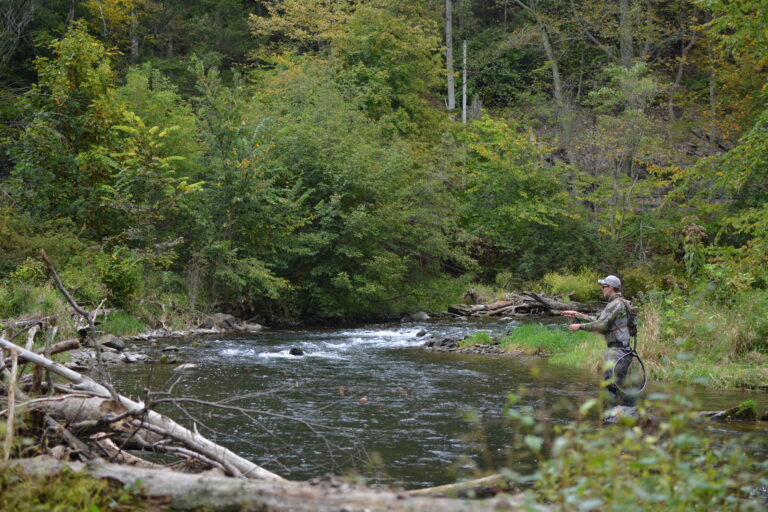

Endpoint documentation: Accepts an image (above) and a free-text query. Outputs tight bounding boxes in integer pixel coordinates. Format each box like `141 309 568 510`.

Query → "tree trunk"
446 0 456 111
462 40 467 124
619 0 634 68
130 7 140 64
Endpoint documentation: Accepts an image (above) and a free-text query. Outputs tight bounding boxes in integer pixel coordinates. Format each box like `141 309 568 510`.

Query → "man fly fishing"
561 275 637 406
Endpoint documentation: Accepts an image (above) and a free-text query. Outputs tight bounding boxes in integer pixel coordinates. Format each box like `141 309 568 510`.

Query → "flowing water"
110 318 768 489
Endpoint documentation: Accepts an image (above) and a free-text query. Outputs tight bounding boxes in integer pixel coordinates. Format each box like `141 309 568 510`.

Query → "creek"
110 317 768 489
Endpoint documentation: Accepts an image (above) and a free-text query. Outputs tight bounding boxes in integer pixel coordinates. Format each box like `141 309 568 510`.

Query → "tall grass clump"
542 269 602 303
636 289 768 388
500 324 604 367
101 311 147 336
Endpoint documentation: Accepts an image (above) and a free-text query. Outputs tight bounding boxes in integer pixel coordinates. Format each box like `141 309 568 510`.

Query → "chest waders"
612 302 647 395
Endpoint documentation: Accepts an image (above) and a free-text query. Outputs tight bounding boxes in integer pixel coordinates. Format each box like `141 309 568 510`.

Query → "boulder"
100 351 123 364
416 329 428 337
244 323 263 333
411 312 430 322
289 347 304 356
96 334 126 352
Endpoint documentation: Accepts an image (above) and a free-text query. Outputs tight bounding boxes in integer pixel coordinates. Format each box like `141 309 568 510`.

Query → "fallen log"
2 338 79 369
521 291 597 314
10 457 549 512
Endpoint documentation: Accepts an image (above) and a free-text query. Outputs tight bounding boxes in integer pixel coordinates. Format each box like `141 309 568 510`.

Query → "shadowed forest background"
0 0 766 342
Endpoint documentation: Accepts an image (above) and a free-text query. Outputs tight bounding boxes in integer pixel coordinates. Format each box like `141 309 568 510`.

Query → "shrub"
542 269 602 302
97 246 143 307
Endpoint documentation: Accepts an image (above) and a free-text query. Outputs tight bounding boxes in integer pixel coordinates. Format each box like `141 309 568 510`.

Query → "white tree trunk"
462 40 467 124
445 0 455 111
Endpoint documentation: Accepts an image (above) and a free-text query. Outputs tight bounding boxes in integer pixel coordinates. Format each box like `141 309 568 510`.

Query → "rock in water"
96 334 126 352
412 312 430 322
289 347 304 356
604 406 641 424
173 363 199 372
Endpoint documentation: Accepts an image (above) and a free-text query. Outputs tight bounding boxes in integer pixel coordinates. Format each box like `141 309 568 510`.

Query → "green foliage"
9 22 124 233
240 60 467 317
96 246 143 307
542 269 602 302
332 0 442 135
0 282 67 321
0 207 88 280
501 391 768 511
0 465 146 512
101 311 146 336
458 115 610 280
115 64 203 176
464 28 538 108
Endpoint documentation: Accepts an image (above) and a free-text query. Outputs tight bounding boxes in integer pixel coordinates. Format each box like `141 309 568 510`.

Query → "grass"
460 323 605 368
635 289 768 389
101 311 147 336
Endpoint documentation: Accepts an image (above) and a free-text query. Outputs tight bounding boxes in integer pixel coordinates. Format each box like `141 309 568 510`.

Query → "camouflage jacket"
580 294 632 348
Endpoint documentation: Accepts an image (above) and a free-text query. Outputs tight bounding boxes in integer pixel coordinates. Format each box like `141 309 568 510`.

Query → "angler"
561 275 641 406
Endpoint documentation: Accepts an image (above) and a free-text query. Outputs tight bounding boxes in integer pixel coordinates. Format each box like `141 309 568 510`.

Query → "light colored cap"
598 275 622 289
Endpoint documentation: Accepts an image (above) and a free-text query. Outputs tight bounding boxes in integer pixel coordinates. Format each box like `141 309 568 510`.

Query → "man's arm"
561 310 597 322
580 302 621 334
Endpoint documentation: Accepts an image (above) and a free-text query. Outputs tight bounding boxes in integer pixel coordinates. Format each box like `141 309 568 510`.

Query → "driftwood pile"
450 291 600 318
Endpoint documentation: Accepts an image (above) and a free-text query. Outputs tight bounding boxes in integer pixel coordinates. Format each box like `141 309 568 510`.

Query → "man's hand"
561 310 578 318
568 323 581 331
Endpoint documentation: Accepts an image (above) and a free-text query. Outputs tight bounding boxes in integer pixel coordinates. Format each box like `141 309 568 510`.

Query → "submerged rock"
173 363 199 372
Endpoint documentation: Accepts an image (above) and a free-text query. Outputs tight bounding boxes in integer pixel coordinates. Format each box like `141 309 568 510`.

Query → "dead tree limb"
39 249 116 400
3 346 17 460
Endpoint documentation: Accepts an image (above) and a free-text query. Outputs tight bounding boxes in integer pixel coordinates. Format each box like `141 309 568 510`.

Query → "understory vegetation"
494 391 768 512
0 464 146 512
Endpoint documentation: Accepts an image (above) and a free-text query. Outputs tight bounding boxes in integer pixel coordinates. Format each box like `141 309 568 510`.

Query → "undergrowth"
0 464 147 511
